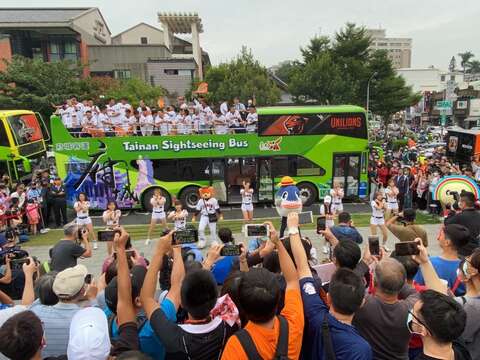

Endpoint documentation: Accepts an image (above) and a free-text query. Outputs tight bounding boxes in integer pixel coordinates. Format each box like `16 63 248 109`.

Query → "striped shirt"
30 301 81 357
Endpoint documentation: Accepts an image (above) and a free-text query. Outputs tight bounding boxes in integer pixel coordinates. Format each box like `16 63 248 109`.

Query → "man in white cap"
30 264 98 358
68 307 111 360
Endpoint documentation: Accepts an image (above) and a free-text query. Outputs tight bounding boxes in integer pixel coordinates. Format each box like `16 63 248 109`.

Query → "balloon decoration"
432 175 480 205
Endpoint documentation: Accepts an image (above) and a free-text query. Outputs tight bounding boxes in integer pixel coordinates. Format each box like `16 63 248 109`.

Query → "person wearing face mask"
413 241 477 359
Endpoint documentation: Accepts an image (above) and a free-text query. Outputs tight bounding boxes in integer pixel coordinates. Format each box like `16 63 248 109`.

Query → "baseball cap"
53 264 88 299
104 265 147 314
67 307 111 360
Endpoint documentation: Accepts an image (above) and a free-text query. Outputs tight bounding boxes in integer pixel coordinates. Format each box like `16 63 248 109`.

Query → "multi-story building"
0 8 210 96
366 28 412 69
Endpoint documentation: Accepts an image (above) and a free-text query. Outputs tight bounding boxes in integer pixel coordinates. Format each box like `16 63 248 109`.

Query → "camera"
220 244 241 256
172 228 199 245
245 224 269 237
395 241 420 256
97 229 121 242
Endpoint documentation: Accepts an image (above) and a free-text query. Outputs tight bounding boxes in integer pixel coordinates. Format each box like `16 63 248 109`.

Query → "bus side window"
0 121 10 147
271 156 291 177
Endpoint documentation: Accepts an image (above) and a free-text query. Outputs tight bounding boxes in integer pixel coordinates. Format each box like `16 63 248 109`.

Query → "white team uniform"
140 114 154 136
225 111 241 127
370 200 385 225
171 209 189 230
330 189 344 213
214 115 228 134
75 201 92 225
385 187 399 211
196 198 220 244
320 204 335 228
151 197 166 220
246 113 258 133
240 189 254 212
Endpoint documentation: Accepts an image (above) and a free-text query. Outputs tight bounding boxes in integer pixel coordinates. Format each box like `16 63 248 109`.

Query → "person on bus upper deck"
117 98 132 117
213 108 228 135
71 97 85 125
121 108 133 134
98 105 113 137
233 97 246 113
137 99 150 113
107 98 121 125
139 108 154 136
226 106 242 133
81 110 98 136
220 100 229 116
245 106 258 133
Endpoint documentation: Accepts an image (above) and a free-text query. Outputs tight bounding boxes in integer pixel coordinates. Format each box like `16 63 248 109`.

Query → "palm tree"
467 59 480 74
458 51 475 73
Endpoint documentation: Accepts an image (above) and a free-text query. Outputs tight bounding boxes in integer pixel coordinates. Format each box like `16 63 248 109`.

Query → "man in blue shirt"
414 224 470 295
330 212 363 244
104 264 176 360
289 212 372 360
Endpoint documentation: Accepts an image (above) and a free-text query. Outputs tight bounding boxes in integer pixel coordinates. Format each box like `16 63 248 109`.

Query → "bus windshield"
7 113 44 145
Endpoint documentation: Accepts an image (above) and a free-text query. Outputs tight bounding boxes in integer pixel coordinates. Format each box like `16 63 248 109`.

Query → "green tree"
289 23 420 127
204 47 280 105
467 59 480 74
273 60 297 84
102 78 164 108
0 55 83 117
458 51 475 73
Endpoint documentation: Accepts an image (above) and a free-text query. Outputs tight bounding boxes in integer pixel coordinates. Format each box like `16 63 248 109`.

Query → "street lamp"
366 71 378 120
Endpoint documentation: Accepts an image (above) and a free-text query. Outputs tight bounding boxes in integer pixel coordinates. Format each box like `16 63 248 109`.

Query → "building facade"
0 8 209 96
366 29 412 69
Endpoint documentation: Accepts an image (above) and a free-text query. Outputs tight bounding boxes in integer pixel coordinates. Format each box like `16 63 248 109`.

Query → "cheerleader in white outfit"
74 192 97 249
168 200 189 231
385 178 399 217
146 188 167 245
330 182 344 214
370 191 388 248
240 181 254 225
320 195 335 254
102 200 121 255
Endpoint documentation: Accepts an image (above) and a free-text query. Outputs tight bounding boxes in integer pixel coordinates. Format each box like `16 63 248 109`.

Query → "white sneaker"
145 238 151 246
197 240 207 249
322 245 329 254
93 242 98 250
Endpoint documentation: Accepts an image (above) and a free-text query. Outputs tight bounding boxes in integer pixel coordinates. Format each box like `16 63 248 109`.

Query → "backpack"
235 315 289 360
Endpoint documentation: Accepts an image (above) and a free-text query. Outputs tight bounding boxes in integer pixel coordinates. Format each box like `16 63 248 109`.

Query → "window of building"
49 42 61 62
114 70 131 80
63 42 78 61
178 69 193 77
141 37 148 44
441 75 446 82
450 75 455 81
164 69 179 75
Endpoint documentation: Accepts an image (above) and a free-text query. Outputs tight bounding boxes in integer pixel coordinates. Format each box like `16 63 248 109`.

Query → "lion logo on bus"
259 137 282 151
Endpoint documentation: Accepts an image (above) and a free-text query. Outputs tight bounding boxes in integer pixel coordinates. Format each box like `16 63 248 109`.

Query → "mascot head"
275 176 303 217
199 186 214 200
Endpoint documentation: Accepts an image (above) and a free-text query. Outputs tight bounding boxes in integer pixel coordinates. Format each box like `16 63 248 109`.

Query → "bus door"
333 153 361 199
210 159 227 202
258 158 274 202
225 157 258 204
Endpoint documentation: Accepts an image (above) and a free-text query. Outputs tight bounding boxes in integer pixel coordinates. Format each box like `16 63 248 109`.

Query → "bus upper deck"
51 105 370 211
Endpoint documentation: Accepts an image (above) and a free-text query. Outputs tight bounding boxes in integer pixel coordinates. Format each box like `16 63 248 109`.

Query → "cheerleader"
168 200 189 230
385 178 399 217
74 192 97 249
330 182 344 214
102 201 121 255
320 195 335 254
370 191 388 249
146 189 167 245
240 181 254 224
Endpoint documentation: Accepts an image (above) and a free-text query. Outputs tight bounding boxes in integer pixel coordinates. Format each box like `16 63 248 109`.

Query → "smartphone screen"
368 236 380 256
172 229 199 245
220 244 241 256
246 225 269 237
395 241 420 256
316 216 326 234
98 230 118 242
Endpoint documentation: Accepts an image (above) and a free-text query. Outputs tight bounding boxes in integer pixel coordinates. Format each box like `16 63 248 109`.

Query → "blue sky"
2 0 480 69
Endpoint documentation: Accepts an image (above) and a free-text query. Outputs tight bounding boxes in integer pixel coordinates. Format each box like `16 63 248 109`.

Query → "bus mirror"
22 158 31 173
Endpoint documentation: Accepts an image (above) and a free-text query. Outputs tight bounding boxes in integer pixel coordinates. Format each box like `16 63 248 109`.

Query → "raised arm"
140 231 172 319
166 247 185 310
21 258 37 306
114 228 136 325
413 239 448 294
288 216 312 280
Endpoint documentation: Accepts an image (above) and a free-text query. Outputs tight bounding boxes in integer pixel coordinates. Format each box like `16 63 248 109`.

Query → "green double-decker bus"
51 105 369 211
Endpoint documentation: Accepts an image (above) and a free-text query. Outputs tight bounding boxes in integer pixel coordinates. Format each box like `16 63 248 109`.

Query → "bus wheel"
142 187 171 212
180 186 201 212
297 182 317 207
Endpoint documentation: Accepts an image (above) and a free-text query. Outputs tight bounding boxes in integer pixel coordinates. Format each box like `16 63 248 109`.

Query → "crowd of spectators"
54 96 258 137
0 206 477 360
